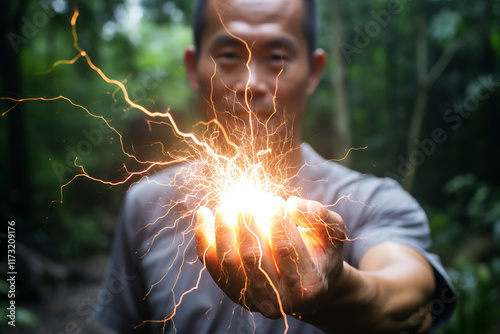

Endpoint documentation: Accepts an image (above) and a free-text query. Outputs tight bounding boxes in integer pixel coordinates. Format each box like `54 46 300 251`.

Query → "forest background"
1 0 499 332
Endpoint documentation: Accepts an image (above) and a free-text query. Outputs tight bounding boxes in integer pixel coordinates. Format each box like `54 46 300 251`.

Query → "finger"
236 208 276 279
287 196 325 228
270 198 313 293
236 205 283 315
195 207 220 276
214 207 241 283
287 196 346 247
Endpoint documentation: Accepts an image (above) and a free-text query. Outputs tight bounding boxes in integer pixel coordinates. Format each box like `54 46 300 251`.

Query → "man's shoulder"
126 162 192 203
300 143 405 202
325 160 418 214
117 162 197 236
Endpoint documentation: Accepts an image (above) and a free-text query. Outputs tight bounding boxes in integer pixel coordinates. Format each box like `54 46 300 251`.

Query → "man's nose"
236 61 268 98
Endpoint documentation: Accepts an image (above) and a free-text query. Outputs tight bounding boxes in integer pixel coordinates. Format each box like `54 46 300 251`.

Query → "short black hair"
192 0 318 58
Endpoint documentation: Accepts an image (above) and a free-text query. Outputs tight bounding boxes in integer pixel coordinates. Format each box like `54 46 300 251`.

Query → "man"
96 0 456 333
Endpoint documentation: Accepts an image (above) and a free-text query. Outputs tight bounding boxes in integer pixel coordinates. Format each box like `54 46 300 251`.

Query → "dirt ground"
4 255 115 334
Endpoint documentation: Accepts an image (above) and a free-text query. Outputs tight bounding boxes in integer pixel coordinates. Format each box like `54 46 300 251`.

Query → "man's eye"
268 54 289 70
219 52 239 60
269 53 289 63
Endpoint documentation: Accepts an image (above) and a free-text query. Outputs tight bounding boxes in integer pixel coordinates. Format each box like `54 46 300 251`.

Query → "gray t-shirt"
96 143 456 333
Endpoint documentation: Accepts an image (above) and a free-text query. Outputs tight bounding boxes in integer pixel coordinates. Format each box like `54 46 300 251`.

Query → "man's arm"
303 242 435 334
196 197 436 334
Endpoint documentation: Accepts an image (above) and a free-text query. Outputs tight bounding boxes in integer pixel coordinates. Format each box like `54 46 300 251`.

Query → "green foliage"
1 0 195 260
429 175 500 333
0 281 39 328
430 8 463 44
0 303 39 328
437 262 500 334
45 207 112 259
430 174 500 262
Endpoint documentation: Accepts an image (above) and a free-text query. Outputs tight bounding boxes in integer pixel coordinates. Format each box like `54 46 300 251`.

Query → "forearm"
301 243 435 334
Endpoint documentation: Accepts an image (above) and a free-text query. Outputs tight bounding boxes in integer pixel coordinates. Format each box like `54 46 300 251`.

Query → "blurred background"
1 0 499 332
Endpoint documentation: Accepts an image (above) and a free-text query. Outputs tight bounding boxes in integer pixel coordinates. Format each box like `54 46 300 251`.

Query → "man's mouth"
232 106 276 122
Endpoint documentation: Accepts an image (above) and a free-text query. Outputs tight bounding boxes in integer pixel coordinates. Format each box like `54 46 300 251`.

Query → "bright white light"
219 178 282 237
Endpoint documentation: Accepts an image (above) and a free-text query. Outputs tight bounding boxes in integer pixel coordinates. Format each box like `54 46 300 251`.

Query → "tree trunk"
405 0 470 191
405 2 428 191
480 0 499 184
384 19 399 163
1 0 33 227
329 0 352 163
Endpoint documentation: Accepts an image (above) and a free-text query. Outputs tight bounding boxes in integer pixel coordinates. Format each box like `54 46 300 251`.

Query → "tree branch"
427 30 475 87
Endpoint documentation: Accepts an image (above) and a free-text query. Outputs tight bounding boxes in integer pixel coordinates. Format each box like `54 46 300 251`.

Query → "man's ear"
306 48 327 96
184 45 199 91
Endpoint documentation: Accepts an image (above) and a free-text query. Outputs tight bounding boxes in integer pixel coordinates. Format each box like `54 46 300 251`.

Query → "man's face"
186 0 323 151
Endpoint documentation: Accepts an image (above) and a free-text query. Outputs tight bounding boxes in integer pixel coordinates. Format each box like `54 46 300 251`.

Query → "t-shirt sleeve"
95 188 151 333
345 177 456 331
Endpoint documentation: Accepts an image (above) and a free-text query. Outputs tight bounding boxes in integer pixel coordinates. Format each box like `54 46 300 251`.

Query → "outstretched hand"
195 196 347 319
